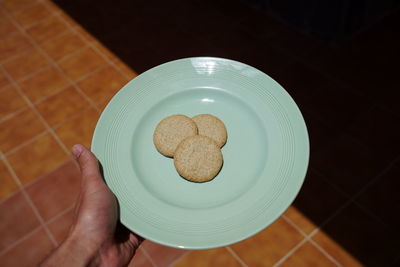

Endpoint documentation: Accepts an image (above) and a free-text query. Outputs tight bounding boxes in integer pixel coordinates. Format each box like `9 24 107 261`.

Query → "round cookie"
174 135 223 182
153 114 198 157
192 114 227 148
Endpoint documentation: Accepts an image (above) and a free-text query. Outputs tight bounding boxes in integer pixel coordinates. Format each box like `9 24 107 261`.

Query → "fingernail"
72 144 84 159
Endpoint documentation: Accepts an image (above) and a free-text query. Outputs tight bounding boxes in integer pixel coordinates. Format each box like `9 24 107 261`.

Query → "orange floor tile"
173 248 241 267
40 30 87 61
57 47 107 81
0 0 365 266
0 84 27 120
18 66 69 103
10 2 52 28
231 217 304 266
0 159 19 199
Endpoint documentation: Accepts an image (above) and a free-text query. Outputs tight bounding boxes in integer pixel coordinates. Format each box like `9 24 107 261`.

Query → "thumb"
72 144 101 182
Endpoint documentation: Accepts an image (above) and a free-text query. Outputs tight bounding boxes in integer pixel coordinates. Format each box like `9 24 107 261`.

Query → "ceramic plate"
92 57 309 249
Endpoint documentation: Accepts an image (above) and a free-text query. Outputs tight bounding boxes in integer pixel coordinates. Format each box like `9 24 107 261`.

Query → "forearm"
40 232 135 267
40 236 97 267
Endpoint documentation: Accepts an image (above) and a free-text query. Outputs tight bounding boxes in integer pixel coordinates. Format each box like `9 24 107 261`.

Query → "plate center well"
131 88 268 209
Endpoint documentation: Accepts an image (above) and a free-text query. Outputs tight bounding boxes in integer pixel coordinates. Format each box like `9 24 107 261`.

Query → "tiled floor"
0 0 140 266
1 0 399 266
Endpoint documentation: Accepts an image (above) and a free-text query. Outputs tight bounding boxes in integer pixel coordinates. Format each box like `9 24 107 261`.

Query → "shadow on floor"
53 0 400 265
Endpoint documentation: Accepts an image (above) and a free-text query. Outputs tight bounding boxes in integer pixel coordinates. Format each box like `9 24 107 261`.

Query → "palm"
72 146 141 266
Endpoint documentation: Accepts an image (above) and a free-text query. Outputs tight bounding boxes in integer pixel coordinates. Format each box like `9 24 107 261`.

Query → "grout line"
282 212 315 239
282 214 308 238
311 155 400 232
282 213 344 266
282 215 320 240
308 239 342 267
45 204 75 225
1 99 95 167
0 0 40 16
37 27 70 46
1 103 96 159
0 30 22 46
22 11 62 31
1 155 58 247
0 226 42 256
307 227 320 239
4 130 48 156
17 62 109 115
57 13 78 28
0 185 20 206
73 87 101 114
73 63 109 84
71 155 80 169
20 189 59 246
91 44 135 81
140 246 158 267
30 84 71 106
0 105 30 124
73 63 108 85
226 246 248 267
4 58 52 82
0 46 36 65
313 165 397 230
310 167 352 198
2 6 101 129
0 64 70 155
1 151 22 189
0 27 71 66
352 199 391 228
0 156 71 226
4 7 101 89
22 158 73 191
307 166 391 226
69 24 95 42
167 251 191 267
56 44 89 63
51 8 136 81
272 238 308 267
0 153 22 207
52 105 95 129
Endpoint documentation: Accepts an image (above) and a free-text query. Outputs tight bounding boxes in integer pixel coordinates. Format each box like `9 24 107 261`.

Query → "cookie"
153 114 198 157
192 114 227 148
174 135 223 182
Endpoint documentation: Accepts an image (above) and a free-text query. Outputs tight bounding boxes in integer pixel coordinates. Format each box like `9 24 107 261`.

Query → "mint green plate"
92 57 309 250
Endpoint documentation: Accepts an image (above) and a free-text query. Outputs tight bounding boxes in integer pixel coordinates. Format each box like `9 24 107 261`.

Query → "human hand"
40 144 142 267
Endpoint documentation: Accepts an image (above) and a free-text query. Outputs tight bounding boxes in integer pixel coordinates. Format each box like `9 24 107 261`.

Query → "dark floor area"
52 0 400 265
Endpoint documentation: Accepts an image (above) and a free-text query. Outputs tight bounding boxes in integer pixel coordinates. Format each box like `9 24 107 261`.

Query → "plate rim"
92 56 310 249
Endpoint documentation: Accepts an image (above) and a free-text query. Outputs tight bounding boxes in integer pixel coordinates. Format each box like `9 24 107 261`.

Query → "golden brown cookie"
192 114 227 148
153 114 198 157
174 135 223 182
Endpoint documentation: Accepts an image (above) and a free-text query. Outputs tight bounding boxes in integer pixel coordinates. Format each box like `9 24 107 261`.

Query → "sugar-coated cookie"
192 114 227 148
174 135 223 182
153 114 198 157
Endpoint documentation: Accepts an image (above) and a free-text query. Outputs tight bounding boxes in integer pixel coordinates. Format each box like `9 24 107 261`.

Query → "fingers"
72 144 101 183
115 222 143 249
129 233 144 248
